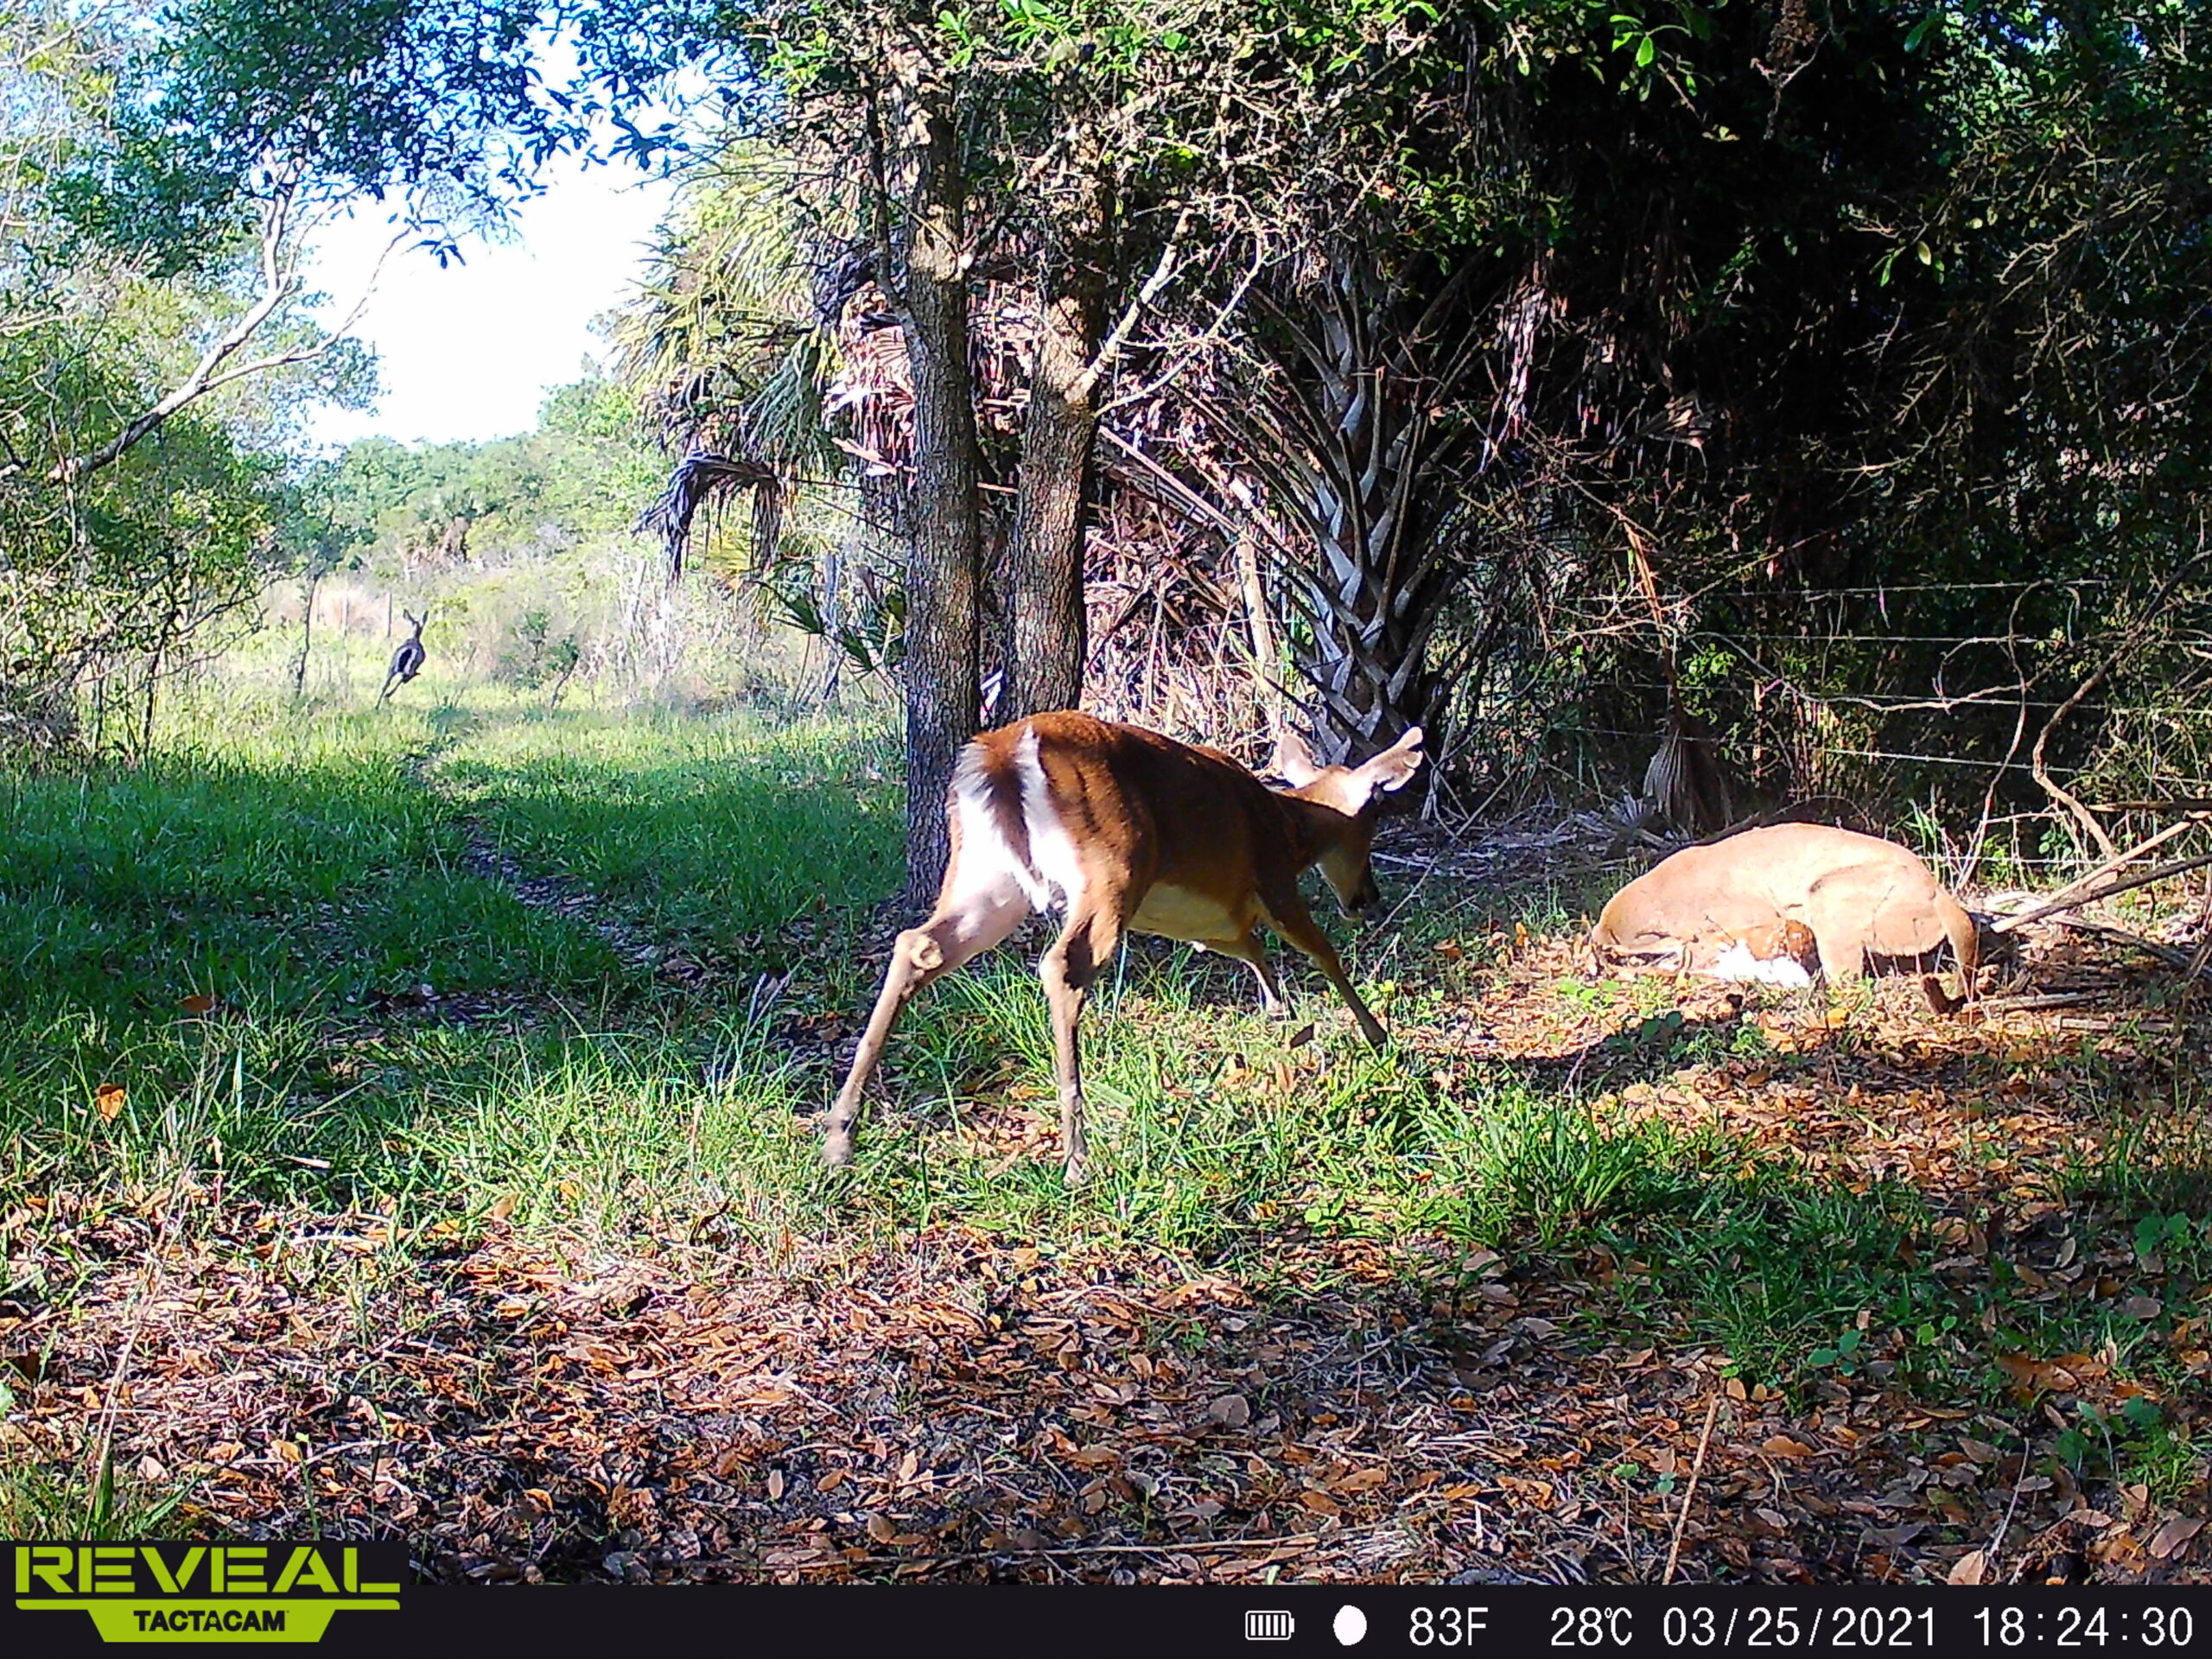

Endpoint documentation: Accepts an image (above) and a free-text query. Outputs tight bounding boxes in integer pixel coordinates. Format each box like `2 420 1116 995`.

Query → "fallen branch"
1992 849 2212 934
2052 916 2212 979
2007 815 2204 918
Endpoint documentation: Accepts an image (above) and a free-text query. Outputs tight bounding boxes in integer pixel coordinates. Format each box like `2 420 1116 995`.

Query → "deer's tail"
948 736 1042 899
946 723 1086 915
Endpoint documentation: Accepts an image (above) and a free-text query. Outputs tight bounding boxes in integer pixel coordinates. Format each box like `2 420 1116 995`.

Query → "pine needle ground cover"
1 695 2206 1584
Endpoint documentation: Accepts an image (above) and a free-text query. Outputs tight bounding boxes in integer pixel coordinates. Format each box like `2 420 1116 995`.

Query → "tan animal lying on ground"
1589 822 1980 1011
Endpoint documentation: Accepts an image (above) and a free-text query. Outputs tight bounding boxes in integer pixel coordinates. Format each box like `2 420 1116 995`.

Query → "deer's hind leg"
1205 927 1284 1015
1040 901 1126 1189
823 872 1029 1169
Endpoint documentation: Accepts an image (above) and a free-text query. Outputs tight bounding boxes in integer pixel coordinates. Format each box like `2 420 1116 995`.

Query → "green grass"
435 704 903 954
3 675 2209 1533
0 1447 202 1541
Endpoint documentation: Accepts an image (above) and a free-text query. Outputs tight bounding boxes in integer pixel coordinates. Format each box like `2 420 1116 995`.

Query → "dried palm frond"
1643 703 1736 836
634 451 781 579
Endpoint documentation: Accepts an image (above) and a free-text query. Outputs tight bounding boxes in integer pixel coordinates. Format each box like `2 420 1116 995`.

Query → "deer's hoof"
823 1131 854 1169
1062 1155 1092 1191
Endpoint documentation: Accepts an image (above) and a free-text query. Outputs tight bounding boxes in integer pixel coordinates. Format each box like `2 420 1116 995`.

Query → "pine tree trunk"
1003 191 1107 720
895 107 984 901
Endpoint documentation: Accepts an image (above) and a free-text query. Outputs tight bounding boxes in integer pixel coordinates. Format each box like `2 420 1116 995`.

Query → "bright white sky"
302 159 677 449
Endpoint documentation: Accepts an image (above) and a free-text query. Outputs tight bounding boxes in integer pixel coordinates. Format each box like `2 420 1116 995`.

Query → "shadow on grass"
0 705 895 1222
432 707 901 960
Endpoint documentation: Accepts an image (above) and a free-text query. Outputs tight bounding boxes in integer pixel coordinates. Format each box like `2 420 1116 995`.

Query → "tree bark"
1003 178 1109 720
893 105 984 901
292 568 321 698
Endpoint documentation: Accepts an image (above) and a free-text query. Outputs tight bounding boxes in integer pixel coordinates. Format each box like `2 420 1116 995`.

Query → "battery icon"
1245 1610 1296 1641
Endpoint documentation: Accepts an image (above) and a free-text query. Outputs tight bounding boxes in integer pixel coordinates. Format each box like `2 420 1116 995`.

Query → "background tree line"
0 2 381 755
24 0 2212 890
324 376 659 571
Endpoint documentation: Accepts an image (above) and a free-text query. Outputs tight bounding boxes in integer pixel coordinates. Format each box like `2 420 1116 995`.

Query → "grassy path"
0 695 2206 1582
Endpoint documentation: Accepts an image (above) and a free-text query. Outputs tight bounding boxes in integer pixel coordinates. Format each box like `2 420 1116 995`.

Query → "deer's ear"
1357 726 1425 796
1273 729 1324 787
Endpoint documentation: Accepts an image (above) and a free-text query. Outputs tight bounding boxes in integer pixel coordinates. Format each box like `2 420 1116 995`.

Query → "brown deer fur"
823 711 1424 1184
1589 822 1980 1012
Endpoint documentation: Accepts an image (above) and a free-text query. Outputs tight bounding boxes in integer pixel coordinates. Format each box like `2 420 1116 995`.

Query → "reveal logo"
12 1542 404 1644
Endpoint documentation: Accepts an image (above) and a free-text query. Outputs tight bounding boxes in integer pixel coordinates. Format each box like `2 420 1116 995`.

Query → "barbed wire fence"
1439 570 2212 894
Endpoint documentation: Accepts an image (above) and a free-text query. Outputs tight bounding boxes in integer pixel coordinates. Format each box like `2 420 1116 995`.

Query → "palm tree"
1216 245 1485 767
615 144 840 580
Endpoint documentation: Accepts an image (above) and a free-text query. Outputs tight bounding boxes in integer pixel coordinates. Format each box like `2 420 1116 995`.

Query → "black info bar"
5 1546 2209 1657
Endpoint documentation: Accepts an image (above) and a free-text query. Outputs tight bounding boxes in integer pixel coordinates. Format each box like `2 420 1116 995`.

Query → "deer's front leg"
1263 895 1389 1049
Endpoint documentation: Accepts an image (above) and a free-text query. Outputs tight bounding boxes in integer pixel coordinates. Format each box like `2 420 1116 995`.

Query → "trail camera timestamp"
1402 1599 2205 1654
1975 1606 2196 1648
1412 1602 1951 1649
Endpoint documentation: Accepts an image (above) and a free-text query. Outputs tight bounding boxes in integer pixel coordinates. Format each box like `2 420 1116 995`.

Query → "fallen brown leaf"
2148 1516 2204 1560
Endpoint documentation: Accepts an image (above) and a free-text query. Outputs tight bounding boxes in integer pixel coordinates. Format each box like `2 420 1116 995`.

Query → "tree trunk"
895 105 984 901
292 569 321 698
1003 184 1109 720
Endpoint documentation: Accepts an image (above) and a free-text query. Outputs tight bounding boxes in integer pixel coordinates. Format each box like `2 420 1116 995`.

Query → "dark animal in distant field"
378 609 427 705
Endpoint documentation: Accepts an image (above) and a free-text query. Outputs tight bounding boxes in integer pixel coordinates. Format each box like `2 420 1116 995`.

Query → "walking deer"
824 711 1425 1185
378 609 428 704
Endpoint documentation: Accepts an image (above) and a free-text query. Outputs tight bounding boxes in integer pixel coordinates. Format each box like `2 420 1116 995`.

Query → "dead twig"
2052 916 2212 978
1984 1428 2034 1585
1662 1391 1720 1586
2093 798 2212 814
1992 849 2212 934
1988 817 2204 932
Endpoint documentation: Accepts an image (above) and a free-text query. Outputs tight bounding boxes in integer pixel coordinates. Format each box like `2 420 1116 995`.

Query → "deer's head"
1273 726 1425 917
